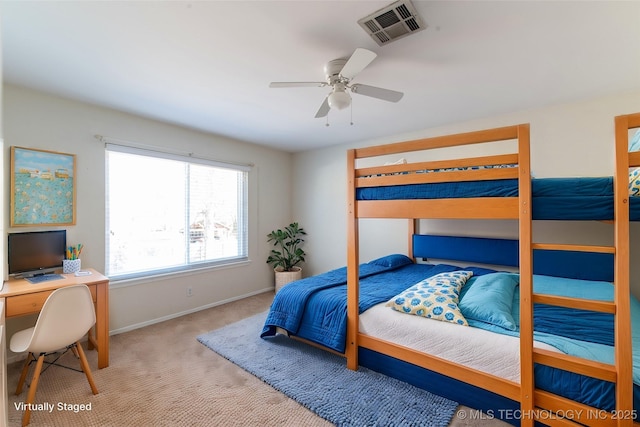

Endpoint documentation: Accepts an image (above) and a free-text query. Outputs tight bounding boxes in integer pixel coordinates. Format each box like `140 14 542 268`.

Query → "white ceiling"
2 1 640 153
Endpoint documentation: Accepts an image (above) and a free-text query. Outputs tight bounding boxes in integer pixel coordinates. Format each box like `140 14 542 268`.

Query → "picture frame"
10 146 77 226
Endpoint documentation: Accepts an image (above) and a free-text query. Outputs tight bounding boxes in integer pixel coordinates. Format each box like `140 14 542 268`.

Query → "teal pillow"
386 271 473 326
459 272 519 331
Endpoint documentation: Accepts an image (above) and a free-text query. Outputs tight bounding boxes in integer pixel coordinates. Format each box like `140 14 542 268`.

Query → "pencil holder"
63 259 81 274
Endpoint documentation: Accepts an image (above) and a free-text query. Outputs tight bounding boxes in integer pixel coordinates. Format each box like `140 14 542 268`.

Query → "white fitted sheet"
359 302 561 383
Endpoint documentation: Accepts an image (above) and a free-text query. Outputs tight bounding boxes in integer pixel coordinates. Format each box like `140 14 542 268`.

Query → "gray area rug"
197 311 458 427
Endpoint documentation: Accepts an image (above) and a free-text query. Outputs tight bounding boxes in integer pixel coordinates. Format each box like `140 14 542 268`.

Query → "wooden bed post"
614 114 636 426
516 124 535 427
346 149 359 370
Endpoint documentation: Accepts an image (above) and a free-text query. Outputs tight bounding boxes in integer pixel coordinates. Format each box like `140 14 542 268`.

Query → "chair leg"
15 353 33 395
75 342 98 395
22 353 45 427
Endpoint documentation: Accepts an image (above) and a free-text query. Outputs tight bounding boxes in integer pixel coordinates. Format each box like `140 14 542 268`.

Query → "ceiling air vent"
358 0 426 46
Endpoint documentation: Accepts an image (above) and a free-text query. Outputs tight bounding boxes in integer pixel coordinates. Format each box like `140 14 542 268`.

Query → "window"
106 144 249 279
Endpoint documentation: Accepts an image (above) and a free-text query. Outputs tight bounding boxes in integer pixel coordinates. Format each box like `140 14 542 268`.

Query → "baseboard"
108 287 273 336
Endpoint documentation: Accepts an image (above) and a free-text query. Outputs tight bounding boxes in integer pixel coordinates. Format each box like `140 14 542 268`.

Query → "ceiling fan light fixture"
328 87 351 110
269 48 403 119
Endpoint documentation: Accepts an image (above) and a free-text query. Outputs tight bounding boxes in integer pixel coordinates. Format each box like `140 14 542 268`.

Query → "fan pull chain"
325 114 330 127
350 102 354 126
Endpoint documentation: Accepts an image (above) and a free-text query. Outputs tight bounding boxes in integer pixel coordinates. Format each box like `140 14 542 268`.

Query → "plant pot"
274 266 302 293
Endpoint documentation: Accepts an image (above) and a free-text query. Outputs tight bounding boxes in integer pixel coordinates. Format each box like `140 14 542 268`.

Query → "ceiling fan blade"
339 48 377 81
350 84 404 102
269 82 327 88
314 97 330 118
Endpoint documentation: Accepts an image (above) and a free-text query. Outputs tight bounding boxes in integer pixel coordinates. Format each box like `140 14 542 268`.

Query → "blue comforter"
261 254 491 352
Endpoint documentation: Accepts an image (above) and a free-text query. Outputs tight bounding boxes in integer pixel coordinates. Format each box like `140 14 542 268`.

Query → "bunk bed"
262 117 640 426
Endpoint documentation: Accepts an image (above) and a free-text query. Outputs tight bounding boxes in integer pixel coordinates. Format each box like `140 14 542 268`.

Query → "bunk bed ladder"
520 114 639 427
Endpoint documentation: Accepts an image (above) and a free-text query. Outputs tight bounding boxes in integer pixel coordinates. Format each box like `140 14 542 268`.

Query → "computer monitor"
8 230 67 277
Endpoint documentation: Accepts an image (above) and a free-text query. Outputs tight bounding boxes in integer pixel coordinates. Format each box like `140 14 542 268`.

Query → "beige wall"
5 83 640 349
293 91 640 295
2 85 292 353
0 25 7 426
0 24 3 281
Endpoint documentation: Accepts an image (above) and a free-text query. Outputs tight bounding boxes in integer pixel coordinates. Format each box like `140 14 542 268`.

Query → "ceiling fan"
269 48 404 118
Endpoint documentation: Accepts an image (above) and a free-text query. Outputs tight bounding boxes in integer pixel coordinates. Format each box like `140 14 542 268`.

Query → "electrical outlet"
187 287 193 297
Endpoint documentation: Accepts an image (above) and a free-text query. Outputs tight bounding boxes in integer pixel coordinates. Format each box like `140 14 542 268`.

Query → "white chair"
10 284 99 426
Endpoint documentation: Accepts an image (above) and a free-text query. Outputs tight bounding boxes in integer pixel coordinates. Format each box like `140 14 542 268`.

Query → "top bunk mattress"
356 177 640 220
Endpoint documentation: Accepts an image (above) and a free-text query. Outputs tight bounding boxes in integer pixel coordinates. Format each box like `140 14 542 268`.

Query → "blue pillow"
459 272 519 331
368 254 413 268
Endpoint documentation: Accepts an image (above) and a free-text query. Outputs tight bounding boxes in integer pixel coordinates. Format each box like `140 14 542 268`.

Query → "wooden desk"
1 269 109 369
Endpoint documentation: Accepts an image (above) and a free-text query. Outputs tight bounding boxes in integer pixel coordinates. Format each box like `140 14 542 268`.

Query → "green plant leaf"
266 222 307 271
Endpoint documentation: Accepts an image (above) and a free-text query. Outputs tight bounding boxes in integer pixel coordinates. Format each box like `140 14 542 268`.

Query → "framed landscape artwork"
10 146 76 226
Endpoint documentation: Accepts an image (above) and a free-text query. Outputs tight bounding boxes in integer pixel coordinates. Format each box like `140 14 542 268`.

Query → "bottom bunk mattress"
261 256 640 413
359 302 558 384
360 300 640 412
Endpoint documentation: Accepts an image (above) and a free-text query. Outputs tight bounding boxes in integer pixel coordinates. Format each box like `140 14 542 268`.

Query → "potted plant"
266 222 306 292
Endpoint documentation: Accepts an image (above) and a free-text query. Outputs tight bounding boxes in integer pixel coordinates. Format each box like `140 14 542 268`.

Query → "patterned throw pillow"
386 271 473 326
629 168 640 197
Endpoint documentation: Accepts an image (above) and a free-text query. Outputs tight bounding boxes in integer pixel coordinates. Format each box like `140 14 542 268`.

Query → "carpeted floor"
5 291 510 426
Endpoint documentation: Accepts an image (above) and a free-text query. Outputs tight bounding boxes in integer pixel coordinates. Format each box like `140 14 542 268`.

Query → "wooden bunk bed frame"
346 117 639 427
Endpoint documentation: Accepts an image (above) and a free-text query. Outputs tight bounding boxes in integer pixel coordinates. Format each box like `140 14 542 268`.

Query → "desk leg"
95 282 109 369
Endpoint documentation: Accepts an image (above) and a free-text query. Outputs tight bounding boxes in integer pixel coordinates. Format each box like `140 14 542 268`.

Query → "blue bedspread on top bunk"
356 177 640 220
